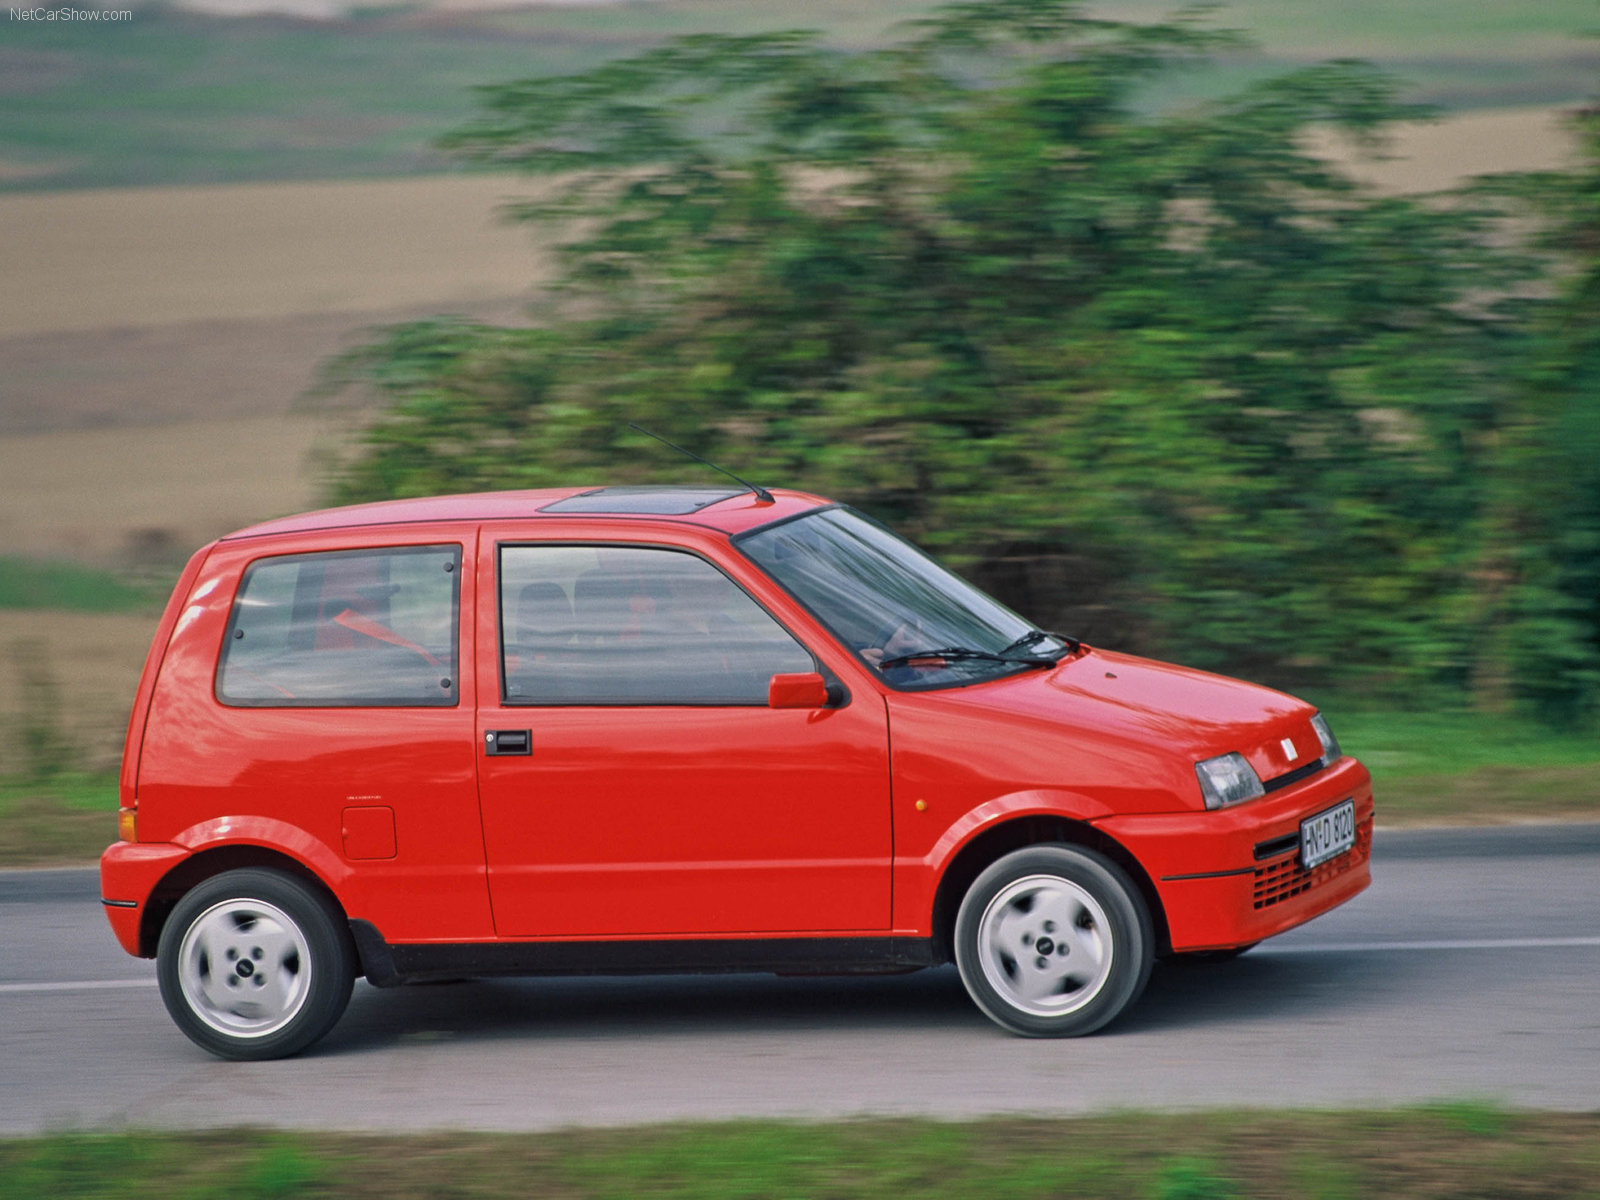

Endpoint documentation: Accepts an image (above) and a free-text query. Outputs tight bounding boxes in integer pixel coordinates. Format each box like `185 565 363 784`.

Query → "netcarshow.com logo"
11 6 133 18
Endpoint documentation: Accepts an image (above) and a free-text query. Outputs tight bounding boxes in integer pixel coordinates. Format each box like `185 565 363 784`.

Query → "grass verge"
2 1108 1599 1199
0 774 116 867
1336 710 1600 826
0 557 163 614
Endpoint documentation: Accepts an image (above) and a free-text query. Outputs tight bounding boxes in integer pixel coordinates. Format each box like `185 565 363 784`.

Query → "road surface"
2 824 1597 1133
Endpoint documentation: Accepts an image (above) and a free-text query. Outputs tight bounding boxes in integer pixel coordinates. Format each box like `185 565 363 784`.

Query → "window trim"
215 543 463 709
494 540 829 708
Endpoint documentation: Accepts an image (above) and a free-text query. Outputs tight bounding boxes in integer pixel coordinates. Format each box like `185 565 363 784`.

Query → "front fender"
894 787 1118 932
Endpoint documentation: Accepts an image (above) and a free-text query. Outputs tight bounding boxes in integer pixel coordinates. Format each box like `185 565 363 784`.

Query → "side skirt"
349 920 938 988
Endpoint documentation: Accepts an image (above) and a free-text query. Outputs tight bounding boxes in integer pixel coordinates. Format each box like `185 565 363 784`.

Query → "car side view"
100 485 1374 1059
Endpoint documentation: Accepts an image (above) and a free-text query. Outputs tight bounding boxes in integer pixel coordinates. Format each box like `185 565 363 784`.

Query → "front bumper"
1095 755 1375 953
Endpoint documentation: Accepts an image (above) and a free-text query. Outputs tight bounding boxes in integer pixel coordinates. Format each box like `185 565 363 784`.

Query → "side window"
500 545 814 705
217 545 460 707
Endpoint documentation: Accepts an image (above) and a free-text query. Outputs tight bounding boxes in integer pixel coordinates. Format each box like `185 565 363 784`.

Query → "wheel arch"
138 845 343 959
929 816 1171 963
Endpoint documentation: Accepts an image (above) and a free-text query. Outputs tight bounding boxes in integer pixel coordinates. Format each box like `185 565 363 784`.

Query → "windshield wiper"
878 645 1059 671
997 629 1081 658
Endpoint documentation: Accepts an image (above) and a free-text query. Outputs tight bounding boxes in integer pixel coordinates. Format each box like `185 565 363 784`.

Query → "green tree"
1471 102 1600 722
321 0 1572 710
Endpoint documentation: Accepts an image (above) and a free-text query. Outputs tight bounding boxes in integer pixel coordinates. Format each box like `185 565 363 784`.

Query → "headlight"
1310 714 1342 763
1195 752 1265 810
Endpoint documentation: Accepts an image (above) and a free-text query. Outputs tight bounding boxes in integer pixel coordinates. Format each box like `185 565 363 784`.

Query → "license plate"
1300 798 1356 869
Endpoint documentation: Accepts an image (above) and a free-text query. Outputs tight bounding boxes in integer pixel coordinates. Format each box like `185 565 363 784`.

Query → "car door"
474 528 893 938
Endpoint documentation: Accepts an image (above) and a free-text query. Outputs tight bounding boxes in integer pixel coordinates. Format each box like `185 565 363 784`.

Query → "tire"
157 868 356 1060
954 844 1154 1037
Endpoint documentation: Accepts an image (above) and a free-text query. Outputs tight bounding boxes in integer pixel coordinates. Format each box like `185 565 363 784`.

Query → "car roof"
220 485 832 542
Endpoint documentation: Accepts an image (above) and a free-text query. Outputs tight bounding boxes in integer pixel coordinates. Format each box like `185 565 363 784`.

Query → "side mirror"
768 672 831 709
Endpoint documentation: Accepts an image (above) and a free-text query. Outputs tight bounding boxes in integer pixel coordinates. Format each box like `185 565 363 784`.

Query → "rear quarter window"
216 545 460 707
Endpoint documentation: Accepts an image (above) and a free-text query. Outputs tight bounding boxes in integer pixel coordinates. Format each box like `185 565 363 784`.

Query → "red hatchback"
101 485 1373 1059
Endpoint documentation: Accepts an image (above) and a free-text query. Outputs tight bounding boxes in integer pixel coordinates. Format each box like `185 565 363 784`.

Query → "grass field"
1 1 1595 192
0 175 549 337
0 774 117 866
2 1108 1598 1199
1334 712 1600 827
0 558 163 613
0 416 334 562
0 309 438 437
0 612 158 776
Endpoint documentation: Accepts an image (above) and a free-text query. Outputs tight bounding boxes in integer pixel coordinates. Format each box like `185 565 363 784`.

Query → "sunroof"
539 486 747 515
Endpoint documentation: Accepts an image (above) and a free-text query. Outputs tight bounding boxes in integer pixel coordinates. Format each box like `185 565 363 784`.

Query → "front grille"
1262 757 1328 794
1253 831 1301 861
1252 815 1372 910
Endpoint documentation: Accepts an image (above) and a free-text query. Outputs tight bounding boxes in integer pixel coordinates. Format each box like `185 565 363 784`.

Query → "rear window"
217 545 461 707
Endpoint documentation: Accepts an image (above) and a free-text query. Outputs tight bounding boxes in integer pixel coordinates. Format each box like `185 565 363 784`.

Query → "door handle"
484 729 531 756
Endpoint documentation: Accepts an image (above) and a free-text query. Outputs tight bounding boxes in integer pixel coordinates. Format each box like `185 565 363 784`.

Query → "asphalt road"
3 825 1598 1134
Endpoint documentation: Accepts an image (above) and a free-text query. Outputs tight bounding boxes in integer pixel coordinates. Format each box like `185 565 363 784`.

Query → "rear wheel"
954 844 1153 1037
157 868 355 1060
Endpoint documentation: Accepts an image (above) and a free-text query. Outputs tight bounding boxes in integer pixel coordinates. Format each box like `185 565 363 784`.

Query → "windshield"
738 507 1064 689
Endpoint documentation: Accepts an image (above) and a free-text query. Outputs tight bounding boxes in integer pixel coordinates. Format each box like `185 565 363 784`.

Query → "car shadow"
320 967 978 1054
316 948 1411 1055
1116 948 1424 1035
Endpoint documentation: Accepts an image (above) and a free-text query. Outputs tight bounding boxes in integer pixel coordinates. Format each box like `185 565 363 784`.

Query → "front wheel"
157 868 355 1060
954 844 1153 1037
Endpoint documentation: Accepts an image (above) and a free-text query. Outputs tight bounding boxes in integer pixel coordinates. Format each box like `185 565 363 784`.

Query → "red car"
101 485 1373 1059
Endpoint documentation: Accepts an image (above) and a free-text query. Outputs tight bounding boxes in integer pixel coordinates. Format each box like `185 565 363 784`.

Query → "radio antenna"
627 423 774 504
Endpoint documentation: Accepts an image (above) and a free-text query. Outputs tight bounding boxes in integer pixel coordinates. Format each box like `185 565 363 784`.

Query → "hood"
949 646 1323 785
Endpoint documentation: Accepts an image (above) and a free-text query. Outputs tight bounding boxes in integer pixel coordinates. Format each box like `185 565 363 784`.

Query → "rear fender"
172 816 351 895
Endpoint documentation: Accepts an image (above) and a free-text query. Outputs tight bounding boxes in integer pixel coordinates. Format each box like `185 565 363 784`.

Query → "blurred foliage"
320 0 1600 720
1471 102 1600 722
